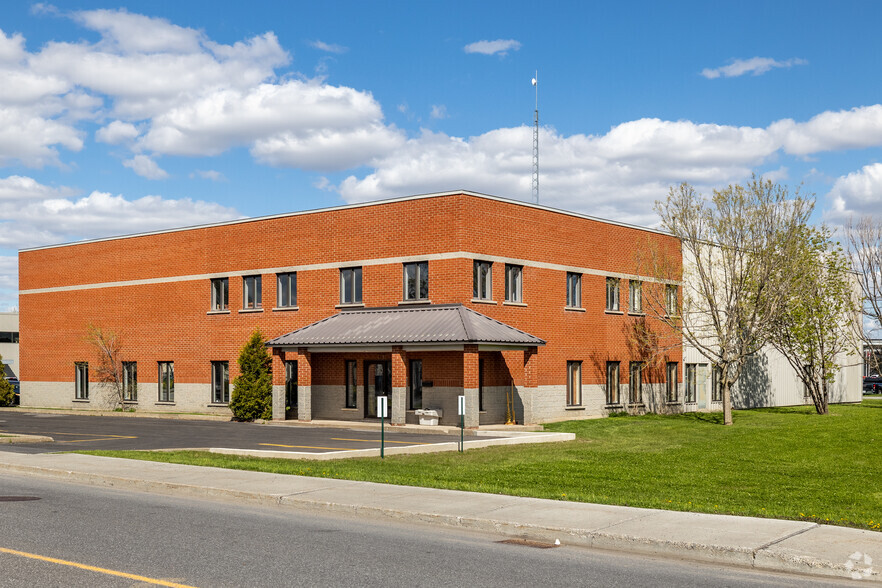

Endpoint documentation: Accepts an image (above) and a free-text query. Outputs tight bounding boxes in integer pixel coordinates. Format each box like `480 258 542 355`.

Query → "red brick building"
18 191 682 425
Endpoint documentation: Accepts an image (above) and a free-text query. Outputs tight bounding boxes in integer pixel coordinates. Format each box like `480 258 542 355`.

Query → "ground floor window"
345 360 357 408
211 361 229 404
75 362 88 400
567 361 582 406
666 362 678 402
409 359 422 410
285 360 298 407
478 358 485 411
711 366 723 402
158 361 174 402
685 364 697 403
123 362 137 401
606 361 620 404
629 362 643 404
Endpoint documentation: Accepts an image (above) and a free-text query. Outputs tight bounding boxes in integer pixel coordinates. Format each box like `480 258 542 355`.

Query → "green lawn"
83 398 882 531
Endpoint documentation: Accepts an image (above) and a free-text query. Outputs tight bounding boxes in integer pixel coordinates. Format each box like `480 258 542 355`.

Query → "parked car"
864 376 882 393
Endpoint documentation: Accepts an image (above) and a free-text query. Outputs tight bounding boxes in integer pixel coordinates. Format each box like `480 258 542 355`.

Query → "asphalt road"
0 411 467 454
0 473 852 588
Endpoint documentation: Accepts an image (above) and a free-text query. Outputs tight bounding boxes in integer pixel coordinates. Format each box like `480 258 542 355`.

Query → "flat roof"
20 189 671 253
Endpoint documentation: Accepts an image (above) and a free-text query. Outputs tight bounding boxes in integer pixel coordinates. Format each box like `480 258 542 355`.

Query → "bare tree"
647 176 814 425
845 216 882 375
84 324 126 410
770 226 859 414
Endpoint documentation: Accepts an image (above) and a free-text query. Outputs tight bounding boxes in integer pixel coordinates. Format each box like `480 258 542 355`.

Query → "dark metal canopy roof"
266 304 545 348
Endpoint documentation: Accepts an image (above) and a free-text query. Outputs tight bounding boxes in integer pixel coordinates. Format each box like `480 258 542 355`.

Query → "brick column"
521 346 539 425
271 349 287 421
391 346 407 425
297 348 312 422
463 345 480 428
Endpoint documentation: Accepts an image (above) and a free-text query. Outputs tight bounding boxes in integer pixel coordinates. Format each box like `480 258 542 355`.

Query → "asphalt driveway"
0 412 468 454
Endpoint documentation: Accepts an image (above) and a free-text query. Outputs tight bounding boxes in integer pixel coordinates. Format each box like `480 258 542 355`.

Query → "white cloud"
190 169 226 182
95 120 140 144
309 40 348 54
430 104 448 119
701 57 807 79
825 163 882 223
464 39 521 56
770 105 882 155
123 155 169 180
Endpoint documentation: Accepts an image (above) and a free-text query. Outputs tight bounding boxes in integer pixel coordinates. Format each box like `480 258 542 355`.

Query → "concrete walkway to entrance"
0 450 878 583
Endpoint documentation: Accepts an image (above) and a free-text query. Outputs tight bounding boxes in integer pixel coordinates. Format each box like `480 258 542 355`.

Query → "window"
478 358 485 412
685 363 697 403
123 362 137 401
666 285 678 316
210 278 228 311
711 366 723 402
505 264 523 302
629 280 643 313
606 278 620 311
340 267 363 304
473 260 492 300
403 262 429 301
211 361 229 404
409 359 422 410
666 362 678 402
629 362 643 404
285 360 298 407
0 331 18 343
566 272 581 308
345 360 357 408
277 272 297 308
606 361 620 405
158 361 174 402
75 362 88 400
243 275 262 309
567 361 582 406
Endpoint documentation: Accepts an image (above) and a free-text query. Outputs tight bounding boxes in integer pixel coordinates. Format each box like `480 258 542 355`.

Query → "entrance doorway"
364 361 392 418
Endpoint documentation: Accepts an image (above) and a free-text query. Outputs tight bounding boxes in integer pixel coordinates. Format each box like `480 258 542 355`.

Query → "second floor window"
340 267 363 304
666 284 679 316
505 264 523 303
210 278 228 311
473 260 492 300
606 278 620 311
629 280 642 313
566 273 581 308
243 275 262 309
277 272 297 308
403 262 428 301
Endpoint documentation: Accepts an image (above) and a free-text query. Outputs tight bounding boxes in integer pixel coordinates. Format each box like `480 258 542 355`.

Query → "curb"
0 434 54 444
0 458 876 582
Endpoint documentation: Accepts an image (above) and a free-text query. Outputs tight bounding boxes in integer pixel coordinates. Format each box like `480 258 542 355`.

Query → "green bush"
0 377 14 407
229 329 272 421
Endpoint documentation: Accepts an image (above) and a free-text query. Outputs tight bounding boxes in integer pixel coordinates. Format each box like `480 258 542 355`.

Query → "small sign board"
457 395 465 416
377 395 388 418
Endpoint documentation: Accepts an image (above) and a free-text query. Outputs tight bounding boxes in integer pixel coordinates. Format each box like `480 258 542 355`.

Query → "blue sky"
1 1 882 309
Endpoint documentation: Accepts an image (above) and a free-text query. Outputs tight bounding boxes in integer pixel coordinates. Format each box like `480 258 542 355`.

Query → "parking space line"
0 546 197 587
331 437 435 445
259 443 359 451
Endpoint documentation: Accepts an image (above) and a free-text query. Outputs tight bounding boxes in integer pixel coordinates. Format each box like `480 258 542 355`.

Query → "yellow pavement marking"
0 430 137 443
259 443 358 451
331 437 435 445
0 547 197 587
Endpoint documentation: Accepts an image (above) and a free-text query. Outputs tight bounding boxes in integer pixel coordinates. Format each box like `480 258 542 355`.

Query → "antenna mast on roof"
531 70 539 203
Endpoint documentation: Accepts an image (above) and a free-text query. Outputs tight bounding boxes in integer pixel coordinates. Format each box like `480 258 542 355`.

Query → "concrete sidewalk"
0 451 878 583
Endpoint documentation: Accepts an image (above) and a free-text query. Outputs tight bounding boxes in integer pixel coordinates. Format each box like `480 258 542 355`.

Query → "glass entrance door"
364 361 392 418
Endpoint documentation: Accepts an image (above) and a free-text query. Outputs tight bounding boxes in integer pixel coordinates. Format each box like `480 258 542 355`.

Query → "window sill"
155 401 176 406
398 299 431 306
72 398 90 403
272 306 299 312
503 301 527 307
605 404 624 409
628 312 646 317
335 303 365 309
207 310 230 315
239 308 264 314
665 400 680 405
604 310 624 315
122 400 138 405
564 307 586 312
342 407 358 411
207 403 229 407
471 298 497 305
565 406 586 411
628 403 645 408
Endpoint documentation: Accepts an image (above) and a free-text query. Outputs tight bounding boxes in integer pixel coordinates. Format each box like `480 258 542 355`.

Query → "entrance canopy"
266 304 544 351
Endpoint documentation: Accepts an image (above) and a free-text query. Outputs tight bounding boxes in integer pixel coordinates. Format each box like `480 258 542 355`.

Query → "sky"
1 1 882 310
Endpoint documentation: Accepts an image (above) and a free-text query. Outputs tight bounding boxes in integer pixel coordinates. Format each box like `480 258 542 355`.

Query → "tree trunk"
722 380 733 425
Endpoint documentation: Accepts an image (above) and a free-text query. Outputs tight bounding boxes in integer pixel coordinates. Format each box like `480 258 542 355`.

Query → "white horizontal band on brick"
20 251 678 296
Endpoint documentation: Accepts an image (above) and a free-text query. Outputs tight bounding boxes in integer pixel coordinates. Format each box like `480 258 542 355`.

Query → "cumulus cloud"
701 57 807 79
430 104 448 119
95 120 140 144
190 169 226 181
309 40 348 54
123 155 169 179
825 163 882 224
769 105 882 155
464 39 521 56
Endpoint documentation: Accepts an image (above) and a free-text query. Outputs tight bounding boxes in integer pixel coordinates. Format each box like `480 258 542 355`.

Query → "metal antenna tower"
531 71 539 203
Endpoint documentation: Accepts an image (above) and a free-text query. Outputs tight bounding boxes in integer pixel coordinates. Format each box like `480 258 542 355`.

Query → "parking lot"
0 412 470 455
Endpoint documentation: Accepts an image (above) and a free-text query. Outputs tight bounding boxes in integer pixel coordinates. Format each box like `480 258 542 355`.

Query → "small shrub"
0 377 14 407
229 329 272 421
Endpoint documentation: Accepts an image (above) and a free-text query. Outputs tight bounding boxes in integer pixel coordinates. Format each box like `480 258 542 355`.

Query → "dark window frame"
606 277 620 311
210 277 228 311
277 272 297 308
666 362 678 402
566 272 581 308
403 262 429 301
711 366 723 402
75 362 89 400
243 275 262 309
629 361 643 404
473 260 492 300
685 363 697 403
345 360 358 408
122 361 137 401
629 280 643 313
409 359 423 410
567 361 582 406
211 361 229 404
285 360 298 408
158 361 174 402
606 361 620 405
340 267 363 304
504 264 523 303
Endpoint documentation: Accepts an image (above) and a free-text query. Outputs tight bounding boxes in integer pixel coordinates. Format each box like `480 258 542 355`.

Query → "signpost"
457 395 465 453
377 395 388 459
